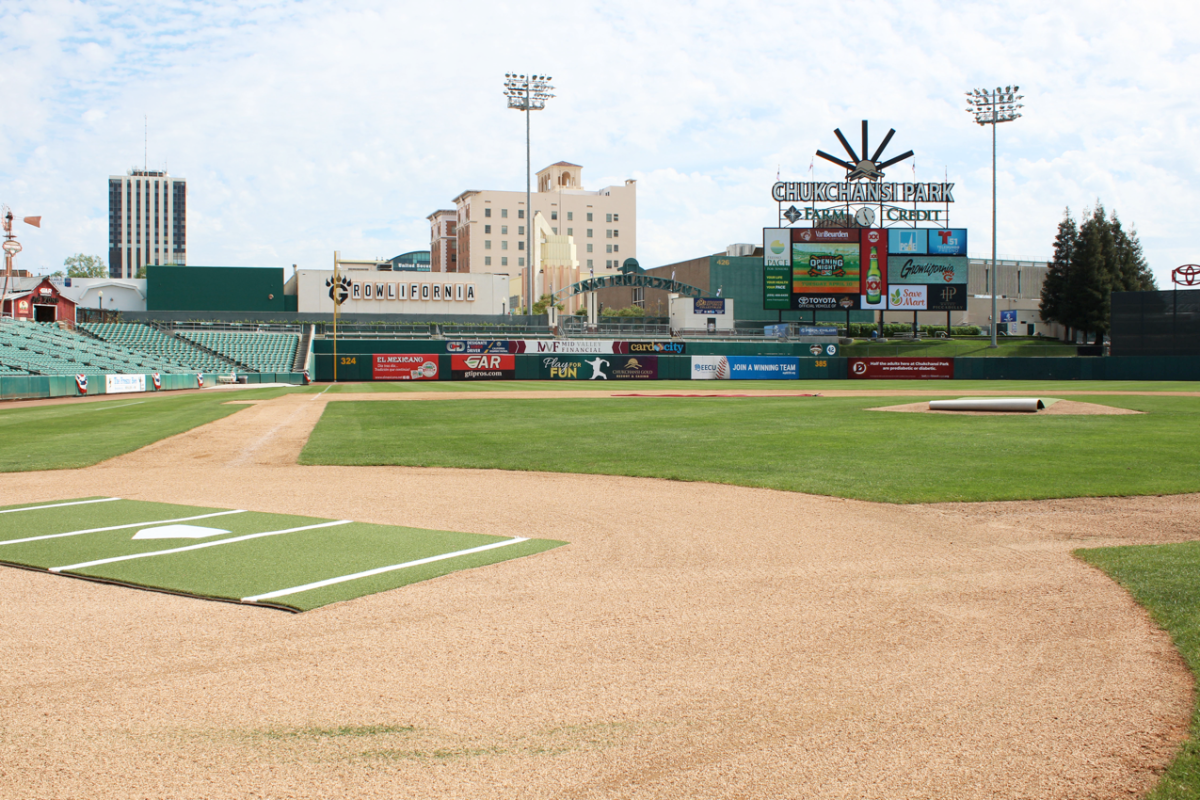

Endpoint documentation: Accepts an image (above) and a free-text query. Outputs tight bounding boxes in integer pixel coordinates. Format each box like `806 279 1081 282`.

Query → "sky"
2 0 1197 288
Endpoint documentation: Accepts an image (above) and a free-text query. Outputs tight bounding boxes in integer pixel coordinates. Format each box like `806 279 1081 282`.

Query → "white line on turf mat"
50 520 351 573
241 537 530 603
0 510 246 547
0 497 121 515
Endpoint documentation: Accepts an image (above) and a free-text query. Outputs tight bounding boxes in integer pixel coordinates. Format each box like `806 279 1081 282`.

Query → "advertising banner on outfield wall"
446 341 514 354
692 356 800 380
848 358 954 379
105 374 147 394
449 340 683 355
450 354 515 380
373 354 439 380
539 355 658 380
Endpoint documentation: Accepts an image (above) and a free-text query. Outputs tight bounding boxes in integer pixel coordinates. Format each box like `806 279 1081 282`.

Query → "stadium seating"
80 322 231 372
0 320 199 375
176 330 300 373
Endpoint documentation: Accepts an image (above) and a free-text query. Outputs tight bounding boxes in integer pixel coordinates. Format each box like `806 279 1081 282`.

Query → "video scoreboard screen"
764 227 968 312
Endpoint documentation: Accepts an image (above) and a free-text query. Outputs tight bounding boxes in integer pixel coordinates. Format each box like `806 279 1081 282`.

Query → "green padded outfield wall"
147 266 286 313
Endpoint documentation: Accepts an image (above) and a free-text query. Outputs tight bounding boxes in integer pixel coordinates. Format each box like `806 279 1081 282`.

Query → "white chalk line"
242 536 530 603
1 509 246 547
50 519 351 573
81 401 146 412
0 497 121 515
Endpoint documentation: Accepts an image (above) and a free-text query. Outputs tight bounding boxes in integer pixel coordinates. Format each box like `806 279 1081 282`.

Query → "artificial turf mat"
0 497 564 612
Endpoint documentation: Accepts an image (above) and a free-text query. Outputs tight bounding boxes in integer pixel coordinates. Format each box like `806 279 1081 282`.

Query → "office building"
435 162 636 276
108 169 186 278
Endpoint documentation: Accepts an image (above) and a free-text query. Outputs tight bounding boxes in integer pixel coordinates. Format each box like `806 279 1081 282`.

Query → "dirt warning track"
0 389 1195 800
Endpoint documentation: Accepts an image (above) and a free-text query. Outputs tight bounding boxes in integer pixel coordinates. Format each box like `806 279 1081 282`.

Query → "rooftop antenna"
144 115 147 171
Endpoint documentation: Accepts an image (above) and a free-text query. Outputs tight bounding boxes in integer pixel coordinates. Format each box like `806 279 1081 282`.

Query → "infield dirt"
1 388 1196 800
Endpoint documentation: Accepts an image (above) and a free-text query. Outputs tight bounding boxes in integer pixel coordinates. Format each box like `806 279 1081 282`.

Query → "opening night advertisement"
787 228 886 311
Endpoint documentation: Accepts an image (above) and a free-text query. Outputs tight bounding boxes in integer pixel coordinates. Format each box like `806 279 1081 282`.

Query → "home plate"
133 524 231 540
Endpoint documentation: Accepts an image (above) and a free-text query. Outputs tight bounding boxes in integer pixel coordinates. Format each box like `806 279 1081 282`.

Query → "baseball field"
2 380 1200 799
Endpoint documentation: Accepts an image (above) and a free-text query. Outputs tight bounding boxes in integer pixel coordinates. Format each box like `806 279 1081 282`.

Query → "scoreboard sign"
765 227 969 312
764 227 887 311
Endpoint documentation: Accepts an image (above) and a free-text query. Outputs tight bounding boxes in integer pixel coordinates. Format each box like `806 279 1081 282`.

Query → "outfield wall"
313 349 1200 383
0 372 307 401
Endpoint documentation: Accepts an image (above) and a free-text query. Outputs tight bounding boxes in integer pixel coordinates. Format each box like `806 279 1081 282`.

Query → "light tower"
966 85 1024 347
503 72 555 315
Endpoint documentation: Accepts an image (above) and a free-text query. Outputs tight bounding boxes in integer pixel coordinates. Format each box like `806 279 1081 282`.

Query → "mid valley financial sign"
763 227 968 312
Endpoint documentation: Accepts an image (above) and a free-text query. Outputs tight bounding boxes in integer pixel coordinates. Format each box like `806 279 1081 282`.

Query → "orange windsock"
23 216 41 228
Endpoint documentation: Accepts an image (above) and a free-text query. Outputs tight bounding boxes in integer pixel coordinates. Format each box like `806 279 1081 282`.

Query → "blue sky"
2 0 1197 288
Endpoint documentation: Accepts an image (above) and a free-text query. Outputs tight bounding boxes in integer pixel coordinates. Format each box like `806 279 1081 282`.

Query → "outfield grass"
0 387 303 471
300 394 1200 503
841 337 1077 358
1079 544 1200 800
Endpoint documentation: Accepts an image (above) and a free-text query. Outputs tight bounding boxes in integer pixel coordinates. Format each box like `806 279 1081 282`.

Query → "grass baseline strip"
50 519 351 573
0 497 121 515
241 536 530 603
0 509 246 547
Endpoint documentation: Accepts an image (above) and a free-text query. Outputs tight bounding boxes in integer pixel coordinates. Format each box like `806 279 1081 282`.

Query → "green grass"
299 394 1200 503
0 387 303 471
1079 544 1200 800
841 337 1078 357
0 498 564 611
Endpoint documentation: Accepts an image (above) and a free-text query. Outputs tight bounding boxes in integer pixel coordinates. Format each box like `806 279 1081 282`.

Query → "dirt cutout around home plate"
0 388 1195 800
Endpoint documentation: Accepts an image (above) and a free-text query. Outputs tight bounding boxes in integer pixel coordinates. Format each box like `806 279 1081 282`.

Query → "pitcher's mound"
871 399 1142 415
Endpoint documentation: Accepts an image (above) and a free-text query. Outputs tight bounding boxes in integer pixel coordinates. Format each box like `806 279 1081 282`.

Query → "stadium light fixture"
966 85 1023 347
503 72 555 316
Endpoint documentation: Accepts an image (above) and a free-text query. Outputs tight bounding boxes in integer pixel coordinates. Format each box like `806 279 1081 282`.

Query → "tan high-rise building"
439 162 636 278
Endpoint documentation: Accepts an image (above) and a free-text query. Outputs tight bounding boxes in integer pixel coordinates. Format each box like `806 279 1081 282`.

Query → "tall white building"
108 169 186 278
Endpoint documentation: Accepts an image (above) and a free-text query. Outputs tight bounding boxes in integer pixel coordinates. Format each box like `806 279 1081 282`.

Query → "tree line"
1039 205 1155 343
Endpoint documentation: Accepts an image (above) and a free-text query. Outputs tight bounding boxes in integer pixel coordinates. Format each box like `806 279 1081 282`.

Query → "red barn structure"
1 278 78 324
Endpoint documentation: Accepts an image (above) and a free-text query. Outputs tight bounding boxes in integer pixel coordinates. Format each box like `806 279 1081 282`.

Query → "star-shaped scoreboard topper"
815 121 914 182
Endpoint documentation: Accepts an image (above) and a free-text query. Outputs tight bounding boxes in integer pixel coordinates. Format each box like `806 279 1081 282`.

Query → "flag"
671 269 676 282
716 287 722 297
75 374 87 395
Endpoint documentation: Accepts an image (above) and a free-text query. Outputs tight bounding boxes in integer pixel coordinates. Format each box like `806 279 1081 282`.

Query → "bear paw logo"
326 274 352 305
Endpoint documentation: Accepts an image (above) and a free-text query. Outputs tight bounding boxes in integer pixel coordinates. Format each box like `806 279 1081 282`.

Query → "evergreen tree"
1109 215 1156 292
1039 204 1156 342
1069 204 1115 342
1039 208 1077 332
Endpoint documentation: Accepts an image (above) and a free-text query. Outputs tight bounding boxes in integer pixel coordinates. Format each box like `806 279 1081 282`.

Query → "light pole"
966 86 1023 347
503 72 555 316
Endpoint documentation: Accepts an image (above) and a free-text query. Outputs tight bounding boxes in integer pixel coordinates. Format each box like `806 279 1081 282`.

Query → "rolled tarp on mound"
929 398 1046 412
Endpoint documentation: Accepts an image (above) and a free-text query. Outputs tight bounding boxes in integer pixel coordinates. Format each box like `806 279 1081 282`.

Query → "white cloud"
0 0 1197 289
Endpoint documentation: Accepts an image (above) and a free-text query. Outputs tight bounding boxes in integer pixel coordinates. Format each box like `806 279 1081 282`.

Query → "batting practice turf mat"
0 497 565 612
